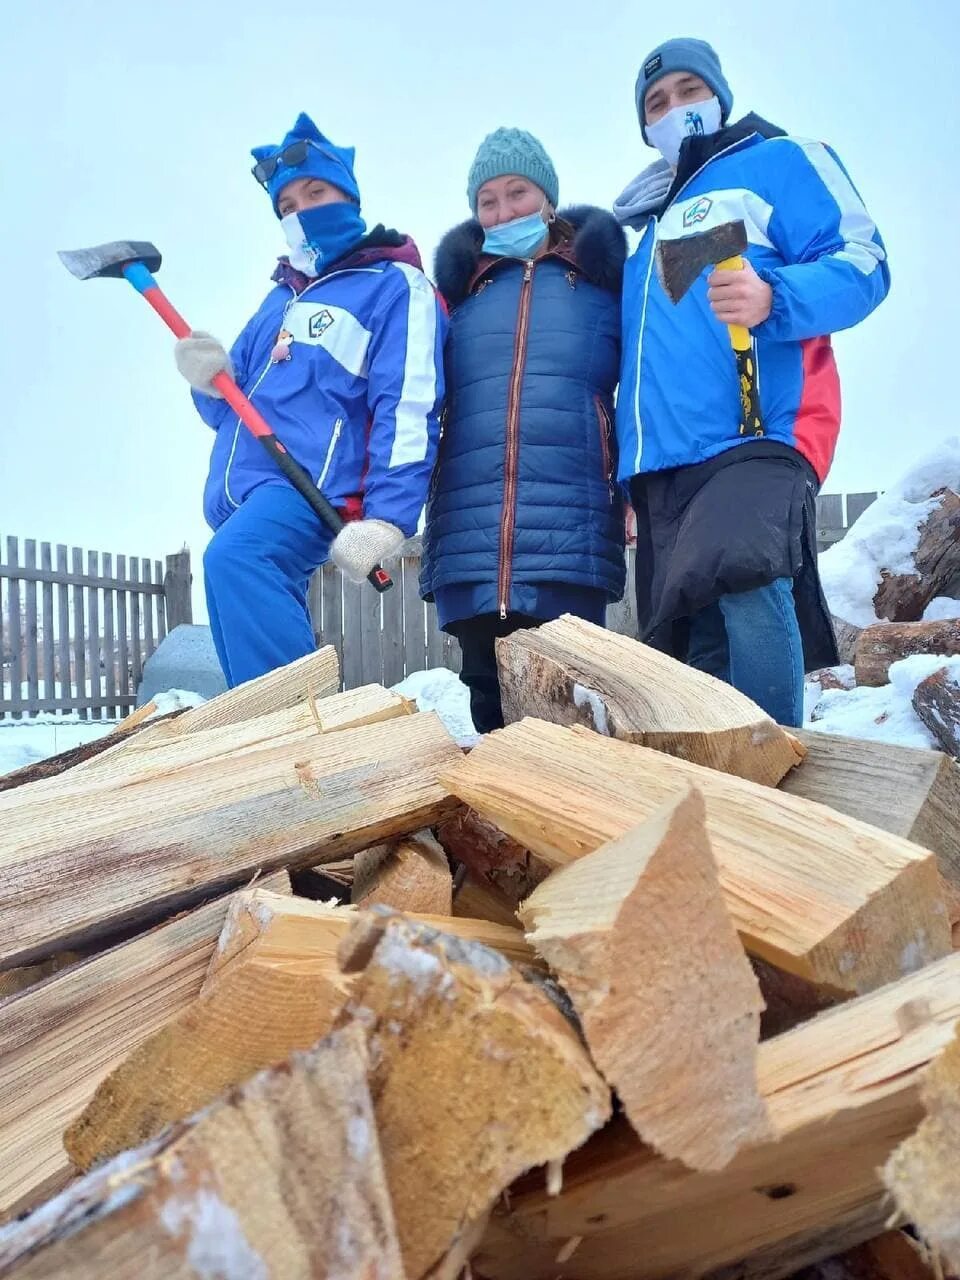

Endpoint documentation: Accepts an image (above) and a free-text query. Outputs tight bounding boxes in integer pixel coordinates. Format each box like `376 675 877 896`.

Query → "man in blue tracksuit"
614 40 890 725
174 112 446 687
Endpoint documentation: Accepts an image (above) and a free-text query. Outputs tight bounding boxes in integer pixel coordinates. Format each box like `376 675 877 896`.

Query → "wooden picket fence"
307 491 879 689
0 540 193 720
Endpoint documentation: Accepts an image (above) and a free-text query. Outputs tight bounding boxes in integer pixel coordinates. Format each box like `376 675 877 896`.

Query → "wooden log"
436 807 550 910
0 1025 404 1280
854 618 960 686
521 788 771 1171
66 891 538 1174
443 719 951 993
0 712 460 969
802 1232 945 1280
832 615 863 665
60 682 413 790
913 666 960 758
452 870 524 930
352 830 453 914
496 614 804 786
874 488 960 622
782 729 960 896
0 875 289 1223
473 951 960 1280
883 1024 960 1277
336 911 611 1280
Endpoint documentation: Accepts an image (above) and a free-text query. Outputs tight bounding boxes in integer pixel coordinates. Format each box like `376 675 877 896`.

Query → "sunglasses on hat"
251 139 317 186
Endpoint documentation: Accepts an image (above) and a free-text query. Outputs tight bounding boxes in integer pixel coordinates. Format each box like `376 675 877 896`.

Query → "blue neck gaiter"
281 202 367 277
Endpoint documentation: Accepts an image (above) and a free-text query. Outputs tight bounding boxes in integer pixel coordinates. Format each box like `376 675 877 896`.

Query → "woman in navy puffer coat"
420 128 627 732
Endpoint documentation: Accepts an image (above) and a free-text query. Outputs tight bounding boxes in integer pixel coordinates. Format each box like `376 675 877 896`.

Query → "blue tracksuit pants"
204 483 334 688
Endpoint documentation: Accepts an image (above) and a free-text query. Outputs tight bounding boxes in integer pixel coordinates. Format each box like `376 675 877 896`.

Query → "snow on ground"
0 689 207 778
392 668 478 747
0 716 114 777
805 654 960 750
923 596 960 622
820 436 960 628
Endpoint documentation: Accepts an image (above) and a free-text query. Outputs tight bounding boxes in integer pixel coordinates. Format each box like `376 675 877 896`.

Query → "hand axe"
655 219 763 438
58 240 394 592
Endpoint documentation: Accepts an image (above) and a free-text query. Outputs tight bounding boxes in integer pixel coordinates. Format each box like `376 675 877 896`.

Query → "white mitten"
330 519 405 584
174 330 234 397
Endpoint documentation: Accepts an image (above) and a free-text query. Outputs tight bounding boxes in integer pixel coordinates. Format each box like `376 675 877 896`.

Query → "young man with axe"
173 112 446 688
613 39 889 725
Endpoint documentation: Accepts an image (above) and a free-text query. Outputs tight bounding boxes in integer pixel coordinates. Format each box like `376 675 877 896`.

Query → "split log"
855 618 960 686
352 830 453 914
452 871 524 930
883 1024 960 1276
473 951 960 1280
832 615 863 665
913 666 960 758
336 912 611 1280
52 682 411 792
496 614 804 786
782 729 960 894
0 874 288 1223
801 1232 946 1280
443 719 950 993
66 891 538 1173
0 713 183 794
437 807 550 911
874 488 960 621
521 788 772 1170
0 711 460 969
0 1025 404 1280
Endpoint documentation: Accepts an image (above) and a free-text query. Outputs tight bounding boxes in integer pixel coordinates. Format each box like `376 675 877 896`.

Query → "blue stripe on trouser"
685 577 805 727
204 482 334 688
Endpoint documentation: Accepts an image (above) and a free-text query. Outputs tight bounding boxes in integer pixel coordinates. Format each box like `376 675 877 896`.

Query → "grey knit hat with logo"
636 38 733 142
466 127 559 212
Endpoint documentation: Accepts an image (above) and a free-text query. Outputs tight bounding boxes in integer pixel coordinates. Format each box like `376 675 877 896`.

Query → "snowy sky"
2 0 957 618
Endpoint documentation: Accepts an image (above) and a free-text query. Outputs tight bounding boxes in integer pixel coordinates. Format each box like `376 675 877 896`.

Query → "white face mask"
646 95 723 168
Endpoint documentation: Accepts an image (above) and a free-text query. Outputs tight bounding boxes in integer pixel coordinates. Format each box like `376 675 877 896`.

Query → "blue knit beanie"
635 39 733 142
466 128 559 213
251 112 360 215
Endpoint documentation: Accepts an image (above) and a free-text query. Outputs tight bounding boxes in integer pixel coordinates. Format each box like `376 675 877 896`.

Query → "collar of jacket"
271 224 424 293
434 205 627 310
660 112 786 214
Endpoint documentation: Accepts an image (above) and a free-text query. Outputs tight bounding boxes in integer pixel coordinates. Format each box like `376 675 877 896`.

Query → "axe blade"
58 240 162 281
655 219 748 303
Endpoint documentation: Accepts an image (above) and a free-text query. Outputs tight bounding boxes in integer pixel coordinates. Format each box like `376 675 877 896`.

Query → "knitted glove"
174 331 234 397
330 519 405 584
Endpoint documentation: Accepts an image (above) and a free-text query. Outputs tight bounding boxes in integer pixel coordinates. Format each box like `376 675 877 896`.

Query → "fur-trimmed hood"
435 205 626 310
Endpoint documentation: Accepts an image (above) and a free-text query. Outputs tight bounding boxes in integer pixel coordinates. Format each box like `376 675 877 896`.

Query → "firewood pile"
1 617 959 1279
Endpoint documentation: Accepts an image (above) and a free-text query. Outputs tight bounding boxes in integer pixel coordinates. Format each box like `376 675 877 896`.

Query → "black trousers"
447 612 539 734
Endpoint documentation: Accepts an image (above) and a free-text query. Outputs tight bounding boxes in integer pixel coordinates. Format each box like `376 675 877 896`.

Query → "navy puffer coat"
420 206 627 612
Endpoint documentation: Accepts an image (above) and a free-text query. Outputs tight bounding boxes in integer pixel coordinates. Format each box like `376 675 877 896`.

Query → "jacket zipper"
594 395 614 499
317 417 344 488
633 135 759 475
498 258 535 619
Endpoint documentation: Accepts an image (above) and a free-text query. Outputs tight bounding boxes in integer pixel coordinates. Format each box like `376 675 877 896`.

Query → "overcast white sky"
2 0 956 615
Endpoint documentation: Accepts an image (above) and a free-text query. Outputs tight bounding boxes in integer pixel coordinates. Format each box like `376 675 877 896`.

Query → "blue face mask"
281 201 367 277
481 208 549 259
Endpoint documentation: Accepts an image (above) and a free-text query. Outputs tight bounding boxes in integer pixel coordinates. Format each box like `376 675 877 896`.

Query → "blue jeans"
686 578 805 726
204 483 333 688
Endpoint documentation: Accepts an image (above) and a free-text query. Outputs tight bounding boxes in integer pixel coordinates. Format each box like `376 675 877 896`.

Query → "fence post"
163 550 193 630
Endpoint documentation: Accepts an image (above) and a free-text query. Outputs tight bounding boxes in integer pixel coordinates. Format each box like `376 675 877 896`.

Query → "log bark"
883 1025 960 1277
0 712 461 969
781 728 960 896
336 912 611 1280
0 875 288 1223
521 788 772 1170
854 618 960 686
0 1025 405 1280
66 891 538 1174
912 666 960 758
832 616 863 665
443 719 951 993
496 614 804 786
352 830 453 914
436 807 550 911
797 1232 945 1280
473 951 960 1280
874 488 960 622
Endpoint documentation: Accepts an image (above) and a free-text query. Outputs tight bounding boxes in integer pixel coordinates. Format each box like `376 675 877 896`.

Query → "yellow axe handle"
716 255 751 352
